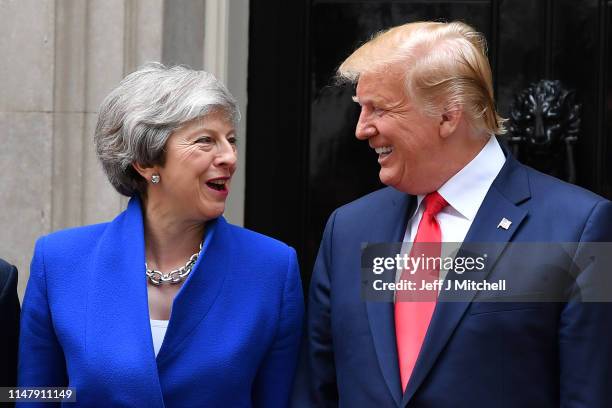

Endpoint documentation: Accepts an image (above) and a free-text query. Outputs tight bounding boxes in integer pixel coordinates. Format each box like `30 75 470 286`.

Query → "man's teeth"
375 146 393 154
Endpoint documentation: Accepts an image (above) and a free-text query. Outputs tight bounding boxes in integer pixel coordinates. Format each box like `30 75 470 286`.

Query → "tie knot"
423 191 448 216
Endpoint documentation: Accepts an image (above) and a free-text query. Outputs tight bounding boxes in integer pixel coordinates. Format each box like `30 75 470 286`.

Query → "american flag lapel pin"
497 218 512 230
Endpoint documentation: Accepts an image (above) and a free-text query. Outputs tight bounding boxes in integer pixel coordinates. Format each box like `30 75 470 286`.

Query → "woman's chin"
200 204 225 221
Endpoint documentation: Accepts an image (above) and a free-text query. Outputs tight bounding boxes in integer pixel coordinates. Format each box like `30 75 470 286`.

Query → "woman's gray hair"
94 62 240 197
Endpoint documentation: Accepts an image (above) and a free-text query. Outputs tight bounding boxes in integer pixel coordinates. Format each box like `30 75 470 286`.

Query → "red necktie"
395 191 448 392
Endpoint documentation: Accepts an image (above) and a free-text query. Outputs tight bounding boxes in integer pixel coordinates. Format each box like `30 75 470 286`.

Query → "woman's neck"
141 199 205 272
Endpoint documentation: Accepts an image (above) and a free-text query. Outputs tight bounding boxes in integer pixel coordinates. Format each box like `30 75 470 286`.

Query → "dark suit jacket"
0 258 20 387
294 154 612 407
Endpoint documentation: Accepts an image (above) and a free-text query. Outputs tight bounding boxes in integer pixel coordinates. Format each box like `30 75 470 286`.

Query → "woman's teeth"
207 180 227 191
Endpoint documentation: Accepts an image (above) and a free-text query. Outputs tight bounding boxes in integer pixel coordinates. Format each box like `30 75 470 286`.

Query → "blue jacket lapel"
156 216 228 366
86 197 165 407
365 189 417 407
401 156 531 407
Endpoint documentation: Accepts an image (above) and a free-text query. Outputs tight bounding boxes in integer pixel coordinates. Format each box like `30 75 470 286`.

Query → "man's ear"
439 107 462 138
132 162 158 182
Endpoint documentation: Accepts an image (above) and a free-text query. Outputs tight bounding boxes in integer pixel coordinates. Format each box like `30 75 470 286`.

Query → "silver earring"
151 174 160 184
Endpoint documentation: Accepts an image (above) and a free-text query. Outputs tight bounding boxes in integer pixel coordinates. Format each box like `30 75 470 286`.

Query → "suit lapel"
156 216 228 366
365 189 417 407
401 156 531 407
86 197 165 406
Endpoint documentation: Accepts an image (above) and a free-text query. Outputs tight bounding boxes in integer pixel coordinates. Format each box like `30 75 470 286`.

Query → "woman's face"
152 110 237 223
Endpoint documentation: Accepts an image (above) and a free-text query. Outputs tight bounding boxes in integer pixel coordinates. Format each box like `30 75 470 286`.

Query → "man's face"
354 70 446 195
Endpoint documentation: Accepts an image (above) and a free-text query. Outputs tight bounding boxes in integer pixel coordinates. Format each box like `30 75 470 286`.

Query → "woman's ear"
132 162 158 183
439 108 463 139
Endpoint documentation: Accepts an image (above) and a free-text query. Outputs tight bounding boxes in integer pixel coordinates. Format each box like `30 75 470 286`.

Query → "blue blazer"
19 198 304 407
294 153 612 407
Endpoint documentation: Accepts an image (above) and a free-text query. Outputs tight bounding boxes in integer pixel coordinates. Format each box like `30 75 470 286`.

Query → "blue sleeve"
559 200 612 407
18 237 67 408
252 247 304 408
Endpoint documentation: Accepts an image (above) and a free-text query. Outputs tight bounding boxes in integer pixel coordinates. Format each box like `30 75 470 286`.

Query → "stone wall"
0 0 248 297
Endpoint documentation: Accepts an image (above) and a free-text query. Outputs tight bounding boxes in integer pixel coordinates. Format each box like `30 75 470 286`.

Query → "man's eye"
227 136 238 145
374 108 386 116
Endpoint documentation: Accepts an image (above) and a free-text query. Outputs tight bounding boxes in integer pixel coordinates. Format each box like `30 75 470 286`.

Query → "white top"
150 319 169 357
400 136 506 280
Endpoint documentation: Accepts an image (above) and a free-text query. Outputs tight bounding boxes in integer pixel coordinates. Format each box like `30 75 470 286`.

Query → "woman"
18 63 304 407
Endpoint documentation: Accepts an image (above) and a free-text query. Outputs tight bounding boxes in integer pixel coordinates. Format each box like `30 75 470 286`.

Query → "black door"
246 0 612 287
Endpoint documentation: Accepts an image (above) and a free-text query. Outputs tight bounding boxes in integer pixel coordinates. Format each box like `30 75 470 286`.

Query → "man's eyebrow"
352 95 384 106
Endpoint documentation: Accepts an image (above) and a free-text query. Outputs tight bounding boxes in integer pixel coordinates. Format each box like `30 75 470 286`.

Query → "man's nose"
355 109 376 140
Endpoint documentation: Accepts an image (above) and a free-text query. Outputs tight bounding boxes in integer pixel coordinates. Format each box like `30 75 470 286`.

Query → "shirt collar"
417 136 506 221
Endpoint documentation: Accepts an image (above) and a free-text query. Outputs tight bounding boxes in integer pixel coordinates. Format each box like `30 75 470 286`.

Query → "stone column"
0 0 164 296
1 0 249 297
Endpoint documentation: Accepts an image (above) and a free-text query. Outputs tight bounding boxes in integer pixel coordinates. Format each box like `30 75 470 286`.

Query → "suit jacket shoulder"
328 187 414 240
521 164 607 211
0 257 17 292
225 222 297 260
34 222 110 263
334 187 406 218
504 161 612 241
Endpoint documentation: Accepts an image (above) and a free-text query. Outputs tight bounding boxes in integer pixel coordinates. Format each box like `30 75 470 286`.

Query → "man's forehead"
354 71 403 104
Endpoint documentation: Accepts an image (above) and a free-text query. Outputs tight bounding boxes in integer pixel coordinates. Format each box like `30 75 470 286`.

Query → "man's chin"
378 170 397 188
379 173 419 195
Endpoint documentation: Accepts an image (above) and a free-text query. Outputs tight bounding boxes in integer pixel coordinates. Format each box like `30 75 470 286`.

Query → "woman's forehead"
175 115 235 136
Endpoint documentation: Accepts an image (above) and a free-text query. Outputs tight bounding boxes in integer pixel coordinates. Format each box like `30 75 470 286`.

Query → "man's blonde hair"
338 21 506 135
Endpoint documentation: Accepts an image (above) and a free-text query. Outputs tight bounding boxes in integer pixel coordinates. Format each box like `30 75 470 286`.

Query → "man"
295 21 612 407
0 258 20 387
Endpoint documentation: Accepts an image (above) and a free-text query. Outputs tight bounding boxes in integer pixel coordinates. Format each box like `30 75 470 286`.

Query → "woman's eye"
228 137 238 145
195 136 213 144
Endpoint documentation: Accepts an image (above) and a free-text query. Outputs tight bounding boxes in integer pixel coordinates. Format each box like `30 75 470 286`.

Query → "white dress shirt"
400 136 506 281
